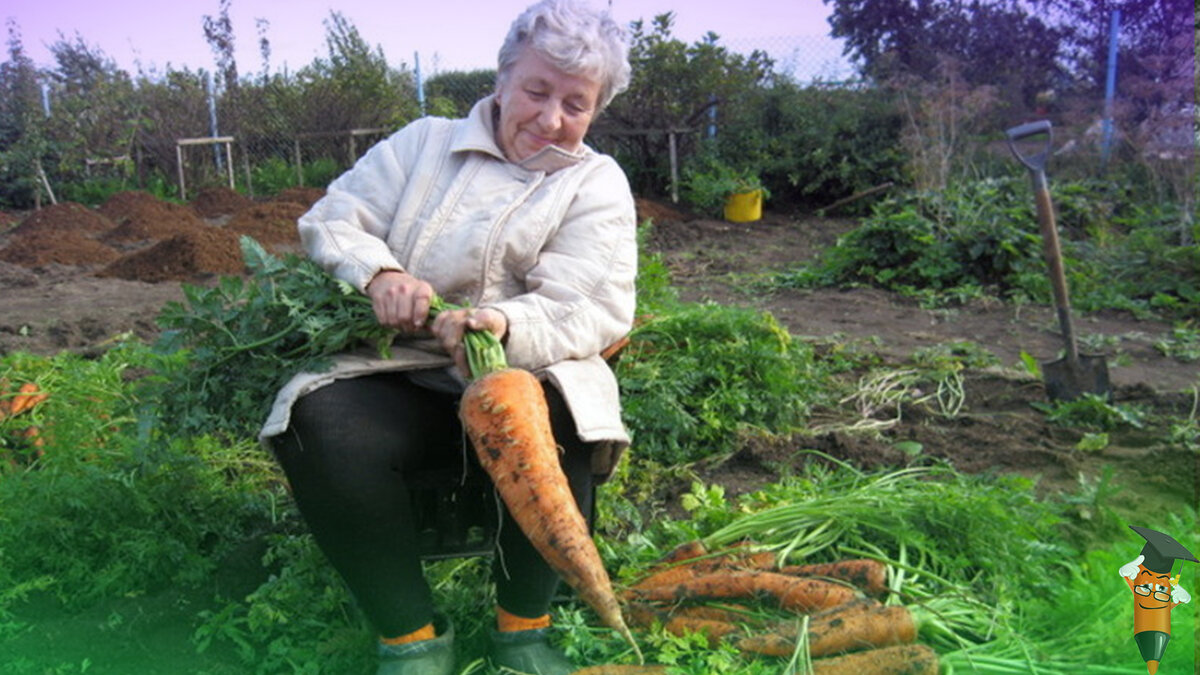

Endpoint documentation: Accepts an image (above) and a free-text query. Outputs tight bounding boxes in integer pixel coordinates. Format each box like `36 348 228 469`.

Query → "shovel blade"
1042 354 1112 402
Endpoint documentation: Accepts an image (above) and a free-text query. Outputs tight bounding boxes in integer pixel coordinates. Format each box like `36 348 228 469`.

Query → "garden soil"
0 192 1195 672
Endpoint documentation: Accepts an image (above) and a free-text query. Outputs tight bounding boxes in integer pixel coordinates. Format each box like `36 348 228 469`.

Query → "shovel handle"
1005 120 1052 175
1006 120 1079 365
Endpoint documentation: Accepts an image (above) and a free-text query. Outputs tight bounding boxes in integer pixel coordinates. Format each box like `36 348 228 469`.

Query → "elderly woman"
261 1 635 673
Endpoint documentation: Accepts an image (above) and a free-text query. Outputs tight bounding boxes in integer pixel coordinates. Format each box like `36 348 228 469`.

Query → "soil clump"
191 187 254 219
98 190 207 246
98 228 245 283
271 187 325 209
0 229 121 267
226 201 307 250
9 202 114 237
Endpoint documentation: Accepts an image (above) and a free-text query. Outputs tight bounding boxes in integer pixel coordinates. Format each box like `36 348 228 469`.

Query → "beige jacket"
260 96 637 477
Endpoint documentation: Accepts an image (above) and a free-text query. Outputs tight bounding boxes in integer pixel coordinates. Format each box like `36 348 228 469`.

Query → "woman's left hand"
430 307 508 377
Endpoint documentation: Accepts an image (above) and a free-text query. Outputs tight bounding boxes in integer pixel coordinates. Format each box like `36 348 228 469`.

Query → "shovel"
1006 120 1111 402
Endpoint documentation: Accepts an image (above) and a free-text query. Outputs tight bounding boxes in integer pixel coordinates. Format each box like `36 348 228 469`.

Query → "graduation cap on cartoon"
1130 526 1198 574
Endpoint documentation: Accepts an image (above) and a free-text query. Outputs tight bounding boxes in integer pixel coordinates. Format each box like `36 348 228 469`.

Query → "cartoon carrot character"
1118 526 1196 674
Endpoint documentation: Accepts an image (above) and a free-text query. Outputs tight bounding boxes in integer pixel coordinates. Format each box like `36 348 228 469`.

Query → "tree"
203 0 239 94
45 32 138 172
599 13 772 195
823 0 1068 108
0 19 50 206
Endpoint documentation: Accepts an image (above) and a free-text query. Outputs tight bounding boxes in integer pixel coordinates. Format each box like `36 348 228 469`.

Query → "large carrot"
810 643 939 675
624 570 858 613
627 547 777 592
450 299 641 662
737 604 917 658
779 559 888 597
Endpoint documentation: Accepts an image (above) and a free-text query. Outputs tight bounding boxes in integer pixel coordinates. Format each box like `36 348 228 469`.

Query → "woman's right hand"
365 270 435 332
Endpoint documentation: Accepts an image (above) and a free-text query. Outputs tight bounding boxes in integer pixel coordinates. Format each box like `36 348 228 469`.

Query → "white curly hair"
496 0 632 112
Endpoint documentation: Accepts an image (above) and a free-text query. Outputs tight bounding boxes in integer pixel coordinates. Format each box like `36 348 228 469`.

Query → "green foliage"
680 149 768 217
0 345 280 613
616 303 831 464
634 220 678 315
148 237 394 440
776 176 1040 298
774 177 1200 318
1155 324 1200 362
720 80 905 212
1032 393 1147 432
250 156 339 195
423 69 496 118
601 13 772 196
195 533 374 674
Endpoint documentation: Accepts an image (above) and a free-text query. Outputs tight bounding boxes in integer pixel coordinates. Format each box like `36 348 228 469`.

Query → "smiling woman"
258 1 637 674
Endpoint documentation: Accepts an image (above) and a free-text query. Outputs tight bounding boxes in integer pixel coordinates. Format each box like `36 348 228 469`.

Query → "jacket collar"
452 94 590 174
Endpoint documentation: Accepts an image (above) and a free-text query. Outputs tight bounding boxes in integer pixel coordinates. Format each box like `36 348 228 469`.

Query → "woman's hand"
431 307 508 377
365 270 435 332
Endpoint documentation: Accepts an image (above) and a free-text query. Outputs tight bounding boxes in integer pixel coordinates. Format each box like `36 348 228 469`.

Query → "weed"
1032 394 1147 432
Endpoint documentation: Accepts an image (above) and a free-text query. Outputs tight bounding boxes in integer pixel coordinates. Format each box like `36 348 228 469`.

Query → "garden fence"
42 34 858 204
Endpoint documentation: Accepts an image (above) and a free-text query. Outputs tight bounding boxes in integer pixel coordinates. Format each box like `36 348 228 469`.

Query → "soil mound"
97 228 245 283
192 187 254 219
271 187 325 209
226 202 306 247
98 191 207 245
0 229 121 267
636 197 692 226
10 202 115 237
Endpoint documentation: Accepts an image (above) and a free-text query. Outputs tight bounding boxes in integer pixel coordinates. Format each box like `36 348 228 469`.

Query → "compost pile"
191 187 254 219
0 203 120 266
0 189 323 283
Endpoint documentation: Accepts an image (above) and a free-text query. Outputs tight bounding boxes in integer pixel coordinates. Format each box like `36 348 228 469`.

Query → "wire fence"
51 34 859 204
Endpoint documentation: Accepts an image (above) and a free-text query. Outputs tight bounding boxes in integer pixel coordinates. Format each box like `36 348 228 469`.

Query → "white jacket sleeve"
491 157 637 369
298 123 423 292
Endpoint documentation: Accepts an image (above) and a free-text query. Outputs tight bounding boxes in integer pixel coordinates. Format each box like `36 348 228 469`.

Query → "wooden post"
294 138 303 187
224 141 235 189
668 131 679 204
176 143 186 200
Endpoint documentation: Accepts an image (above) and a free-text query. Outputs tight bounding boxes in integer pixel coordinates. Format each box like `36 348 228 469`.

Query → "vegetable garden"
0 1 1196 673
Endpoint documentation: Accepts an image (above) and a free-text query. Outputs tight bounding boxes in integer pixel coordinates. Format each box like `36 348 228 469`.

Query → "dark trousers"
270 371 596 638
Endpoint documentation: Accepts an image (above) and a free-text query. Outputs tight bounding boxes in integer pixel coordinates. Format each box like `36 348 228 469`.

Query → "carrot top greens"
148 236 504 440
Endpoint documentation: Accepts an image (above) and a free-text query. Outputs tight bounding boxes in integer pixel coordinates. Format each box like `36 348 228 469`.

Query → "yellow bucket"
724 189 763 222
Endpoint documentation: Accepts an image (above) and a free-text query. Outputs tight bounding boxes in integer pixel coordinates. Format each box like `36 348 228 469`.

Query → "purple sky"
5 0 849 79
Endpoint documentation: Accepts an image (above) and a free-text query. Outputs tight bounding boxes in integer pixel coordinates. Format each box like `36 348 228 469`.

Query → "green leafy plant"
147 237 395 440
616 303 831 464
1032 393 1147 432
681 153 770 218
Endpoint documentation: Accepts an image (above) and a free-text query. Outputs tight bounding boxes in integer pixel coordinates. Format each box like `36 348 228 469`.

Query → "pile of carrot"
0 380 49 467
446 300 933 673
446 300 642 663
618 539 938 674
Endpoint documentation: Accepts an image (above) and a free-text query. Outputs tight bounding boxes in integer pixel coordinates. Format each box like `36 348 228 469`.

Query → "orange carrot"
625 603 743 646
628 548 778 592
810 643 939 675
779 559 889 597
657 539 708 565
737 604 917 658
460 367 641 662
8 383 45 417
624 570 858 613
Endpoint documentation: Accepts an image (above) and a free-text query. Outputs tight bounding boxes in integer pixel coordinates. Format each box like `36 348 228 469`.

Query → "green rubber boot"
376 616 455 675
488 627 575 675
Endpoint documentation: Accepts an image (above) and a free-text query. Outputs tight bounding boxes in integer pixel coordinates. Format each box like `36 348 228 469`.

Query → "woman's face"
495 47 602 162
